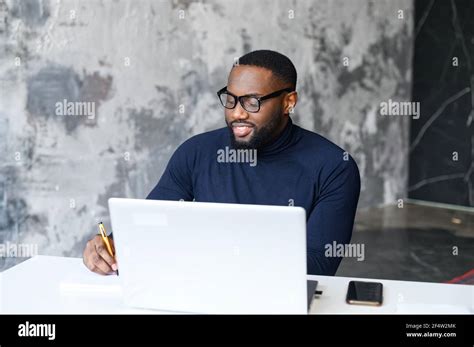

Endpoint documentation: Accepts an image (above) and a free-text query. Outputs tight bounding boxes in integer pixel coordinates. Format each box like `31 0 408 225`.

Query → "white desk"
1 255 472 314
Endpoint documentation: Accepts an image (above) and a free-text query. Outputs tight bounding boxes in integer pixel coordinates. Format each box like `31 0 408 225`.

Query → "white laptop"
108 198 317 314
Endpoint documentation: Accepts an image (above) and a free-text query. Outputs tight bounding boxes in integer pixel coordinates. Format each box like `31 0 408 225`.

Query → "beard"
227 111 285 150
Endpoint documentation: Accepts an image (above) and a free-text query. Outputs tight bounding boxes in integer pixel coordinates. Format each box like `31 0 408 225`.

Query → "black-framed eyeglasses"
217 86 294 113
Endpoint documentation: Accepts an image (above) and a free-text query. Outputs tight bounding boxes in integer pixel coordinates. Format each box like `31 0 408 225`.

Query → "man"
83 50 361 276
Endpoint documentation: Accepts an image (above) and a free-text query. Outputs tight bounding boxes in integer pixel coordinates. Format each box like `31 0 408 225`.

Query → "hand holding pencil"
82 222 119 276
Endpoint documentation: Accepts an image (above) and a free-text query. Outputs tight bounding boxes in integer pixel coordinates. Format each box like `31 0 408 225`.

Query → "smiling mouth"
232 123 254 138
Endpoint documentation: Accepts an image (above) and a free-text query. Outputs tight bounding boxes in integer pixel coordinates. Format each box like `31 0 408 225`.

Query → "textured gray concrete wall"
0 0 413 263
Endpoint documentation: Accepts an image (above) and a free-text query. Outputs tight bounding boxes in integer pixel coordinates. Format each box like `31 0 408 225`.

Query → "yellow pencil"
98 222 115 257
98 222 118 275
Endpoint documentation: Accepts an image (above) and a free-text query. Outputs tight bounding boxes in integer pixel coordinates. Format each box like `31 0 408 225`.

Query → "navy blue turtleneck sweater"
146 118 360 275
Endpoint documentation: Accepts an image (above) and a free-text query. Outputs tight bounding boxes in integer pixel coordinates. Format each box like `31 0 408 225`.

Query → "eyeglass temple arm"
259 88 295 101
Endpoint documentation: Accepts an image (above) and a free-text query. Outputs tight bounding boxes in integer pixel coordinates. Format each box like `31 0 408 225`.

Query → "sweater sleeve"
146 142 194 201
306 155 361 275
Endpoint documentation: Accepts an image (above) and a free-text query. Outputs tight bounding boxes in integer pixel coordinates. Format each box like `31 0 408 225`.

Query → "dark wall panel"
410 0 474 207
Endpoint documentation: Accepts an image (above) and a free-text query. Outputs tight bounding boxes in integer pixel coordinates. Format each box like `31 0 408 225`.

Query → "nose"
230 101 249 121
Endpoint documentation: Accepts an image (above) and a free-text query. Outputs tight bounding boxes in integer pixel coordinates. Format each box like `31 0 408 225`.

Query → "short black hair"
236 50 297 89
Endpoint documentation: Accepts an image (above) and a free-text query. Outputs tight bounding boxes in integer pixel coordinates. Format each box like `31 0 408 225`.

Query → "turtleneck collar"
258 117 296 157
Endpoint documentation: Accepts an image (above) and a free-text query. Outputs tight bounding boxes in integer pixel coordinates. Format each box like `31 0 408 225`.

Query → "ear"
284 91 298 115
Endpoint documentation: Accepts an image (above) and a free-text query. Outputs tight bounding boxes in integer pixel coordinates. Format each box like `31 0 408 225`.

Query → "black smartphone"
346 280 383 306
